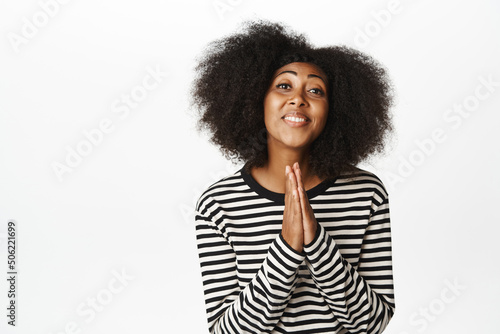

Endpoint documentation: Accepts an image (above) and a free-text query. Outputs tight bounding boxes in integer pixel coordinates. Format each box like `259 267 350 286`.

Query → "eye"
309 88 324 95
276 83 291 89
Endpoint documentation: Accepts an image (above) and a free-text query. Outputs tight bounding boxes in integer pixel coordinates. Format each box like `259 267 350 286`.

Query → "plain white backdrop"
1 0 499 333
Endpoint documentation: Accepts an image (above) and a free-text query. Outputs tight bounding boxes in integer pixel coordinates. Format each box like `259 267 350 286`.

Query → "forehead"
271 62 328 87
272 62 327 82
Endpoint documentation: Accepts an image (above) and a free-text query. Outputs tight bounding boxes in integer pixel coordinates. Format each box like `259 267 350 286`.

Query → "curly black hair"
190 19 394 181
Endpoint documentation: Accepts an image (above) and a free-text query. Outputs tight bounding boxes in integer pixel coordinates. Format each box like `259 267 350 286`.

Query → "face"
263 62 329 151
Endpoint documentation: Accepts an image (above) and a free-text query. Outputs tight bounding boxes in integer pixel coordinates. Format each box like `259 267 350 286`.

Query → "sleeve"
302 191 395 334
195 201 305 334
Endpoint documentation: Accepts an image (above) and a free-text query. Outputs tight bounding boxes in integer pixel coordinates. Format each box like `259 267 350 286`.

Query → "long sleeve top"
194 165 395 333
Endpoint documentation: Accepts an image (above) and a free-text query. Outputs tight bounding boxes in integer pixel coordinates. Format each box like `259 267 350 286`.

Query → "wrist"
280 233 304 254
304 222 320 247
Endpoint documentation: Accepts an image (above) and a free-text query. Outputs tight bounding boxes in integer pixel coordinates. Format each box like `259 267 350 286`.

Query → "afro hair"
191 19 394 181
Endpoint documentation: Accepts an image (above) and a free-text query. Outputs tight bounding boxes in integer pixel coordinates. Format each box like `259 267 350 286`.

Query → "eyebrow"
273 70 327 85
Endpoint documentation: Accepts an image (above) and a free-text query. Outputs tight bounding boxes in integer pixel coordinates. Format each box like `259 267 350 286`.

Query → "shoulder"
195 167 246 214
335 166 389 200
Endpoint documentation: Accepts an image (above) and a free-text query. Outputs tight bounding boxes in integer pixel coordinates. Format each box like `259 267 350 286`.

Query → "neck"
250 142 321 194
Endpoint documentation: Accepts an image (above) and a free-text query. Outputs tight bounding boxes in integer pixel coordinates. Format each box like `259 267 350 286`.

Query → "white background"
1 0 499 333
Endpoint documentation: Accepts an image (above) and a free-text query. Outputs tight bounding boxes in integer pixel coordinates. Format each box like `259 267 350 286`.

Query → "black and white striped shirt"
195 165 395 333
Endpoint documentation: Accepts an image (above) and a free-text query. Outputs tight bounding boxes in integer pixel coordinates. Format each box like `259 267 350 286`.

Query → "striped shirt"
195 165 395 333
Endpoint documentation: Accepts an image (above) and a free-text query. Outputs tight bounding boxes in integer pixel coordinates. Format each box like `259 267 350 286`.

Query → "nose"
288 89 308 107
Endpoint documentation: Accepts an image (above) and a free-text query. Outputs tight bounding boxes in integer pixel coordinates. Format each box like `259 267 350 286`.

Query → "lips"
281 111 310 121
282 112 310 127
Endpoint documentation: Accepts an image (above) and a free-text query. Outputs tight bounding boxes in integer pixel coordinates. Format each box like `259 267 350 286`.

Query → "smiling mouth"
282 116 310 127
283 116 307 123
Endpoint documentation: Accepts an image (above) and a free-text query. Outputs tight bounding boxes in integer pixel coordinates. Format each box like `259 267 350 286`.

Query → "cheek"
264 94 277 110
262 100 273 130
314 102 329 126
263 94 282 120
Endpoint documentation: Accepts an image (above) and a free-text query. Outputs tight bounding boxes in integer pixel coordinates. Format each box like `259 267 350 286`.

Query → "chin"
283 141 311 149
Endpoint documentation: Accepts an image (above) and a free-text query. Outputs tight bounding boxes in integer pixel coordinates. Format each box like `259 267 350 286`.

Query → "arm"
195 202 305 334
303 193 395 334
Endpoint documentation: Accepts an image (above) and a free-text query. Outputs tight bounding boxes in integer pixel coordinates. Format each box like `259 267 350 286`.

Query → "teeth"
284 116 306 123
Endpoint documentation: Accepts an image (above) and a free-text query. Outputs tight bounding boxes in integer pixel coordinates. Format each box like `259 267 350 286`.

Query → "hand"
292 162 318 246
281 165 303 253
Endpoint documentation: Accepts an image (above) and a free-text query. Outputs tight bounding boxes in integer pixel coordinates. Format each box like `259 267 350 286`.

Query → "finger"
286 165 300 215
298 183 317 234
298 185 308 216
288 164 298 191
285 165 291 202
293 163 309 215
285 166 295 215
293 163 310 207
299 182 313 218
293 162 304 193
288 172 302 218
293 163 313 221
289 169 298 205
293 188 302 217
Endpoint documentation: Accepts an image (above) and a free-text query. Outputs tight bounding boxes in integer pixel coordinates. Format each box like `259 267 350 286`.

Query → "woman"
192 20 395 334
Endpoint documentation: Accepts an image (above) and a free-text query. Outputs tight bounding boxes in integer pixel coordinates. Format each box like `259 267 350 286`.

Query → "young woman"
191 20 395 334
